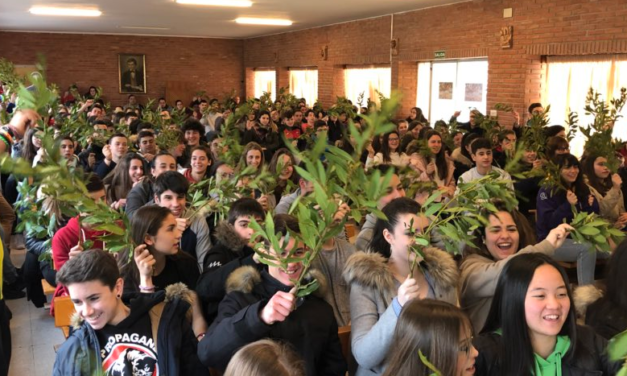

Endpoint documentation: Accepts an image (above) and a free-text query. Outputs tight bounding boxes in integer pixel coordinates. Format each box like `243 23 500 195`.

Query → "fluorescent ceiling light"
176 0 252 7
29 6 102 17
236 17 292 26
120 26 171 30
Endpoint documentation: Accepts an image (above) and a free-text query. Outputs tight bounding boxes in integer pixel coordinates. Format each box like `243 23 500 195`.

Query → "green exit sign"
434 50 446 59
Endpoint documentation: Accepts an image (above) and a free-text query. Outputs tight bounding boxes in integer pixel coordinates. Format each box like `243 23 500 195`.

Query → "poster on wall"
438 82 453 99
118 54 146 94
465 83 483 102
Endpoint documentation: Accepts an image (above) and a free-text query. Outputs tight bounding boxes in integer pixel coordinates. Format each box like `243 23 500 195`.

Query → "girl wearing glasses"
366 130 409 169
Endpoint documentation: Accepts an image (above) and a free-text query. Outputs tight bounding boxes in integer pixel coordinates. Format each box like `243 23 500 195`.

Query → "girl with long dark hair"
407 130 455 203
582 153 626 228
460 201 577 331
535 154 603 285
365 130 409 169
103 152 145 210
475 253 620 375
344 197 459 376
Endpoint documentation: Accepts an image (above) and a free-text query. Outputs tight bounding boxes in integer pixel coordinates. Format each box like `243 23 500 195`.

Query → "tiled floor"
6 246 64 376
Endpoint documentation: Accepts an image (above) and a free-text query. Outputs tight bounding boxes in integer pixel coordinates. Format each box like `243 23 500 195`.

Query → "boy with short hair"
203 197 265 273
153 171 211 270
456 137 514 191
94 133 128 179
198 214 347 376
53 249 207 376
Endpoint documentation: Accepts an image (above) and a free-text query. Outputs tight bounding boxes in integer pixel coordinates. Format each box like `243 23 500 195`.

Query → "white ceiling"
0 0 469 39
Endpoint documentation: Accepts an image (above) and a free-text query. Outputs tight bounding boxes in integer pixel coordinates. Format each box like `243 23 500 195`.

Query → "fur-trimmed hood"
573 284 604 317
343 247 459 304
225 265 329 298
214 221 249 253
70 282 194 329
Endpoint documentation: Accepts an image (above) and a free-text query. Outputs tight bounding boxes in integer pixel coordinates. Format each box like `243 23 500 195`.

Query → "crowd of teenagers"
0 86 627 376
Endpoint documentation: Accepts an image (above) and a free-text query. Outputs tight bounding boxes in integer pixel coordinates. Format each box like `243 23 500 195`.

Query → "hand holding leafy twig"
612 174 623 189
260 290 296 325
175 217 189 233
566 190 578 206
544 223 572 249
397 276 420 307
68 243 84 259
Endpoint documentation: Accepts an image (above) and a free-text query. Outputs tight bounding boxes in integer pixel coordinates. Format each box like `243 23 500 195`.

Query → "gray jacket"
343 248 459 376
354 214 377 252
275 188 301 214
125 178 154 220
460 239 555 331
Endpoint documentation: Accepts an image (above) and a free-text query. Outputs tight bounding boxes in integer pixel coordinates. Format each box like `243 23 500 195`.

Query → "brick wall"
2 0 627 117
244 0 627 120
0 32 244 107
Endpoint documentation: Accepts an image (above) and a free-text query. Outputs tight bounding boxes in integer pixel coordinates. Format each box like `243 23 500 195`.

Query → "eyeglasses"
458 336 474 356
557 147 570 151
388 137 400 141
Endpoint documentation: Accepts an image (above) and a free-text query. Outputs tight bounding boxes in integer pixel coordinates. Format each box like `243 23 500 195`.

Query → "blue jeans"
552 239 597 285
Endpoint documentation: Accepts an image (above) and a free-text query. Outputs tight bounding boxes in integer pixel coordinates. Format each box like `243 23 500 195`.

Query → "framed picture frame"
118 53 146 94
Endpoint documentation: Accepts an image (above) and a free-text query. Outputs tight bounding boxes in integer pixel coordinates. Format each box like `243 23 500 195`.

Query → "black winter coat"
474 325 621 376
586 297 627 340
197 267 347 376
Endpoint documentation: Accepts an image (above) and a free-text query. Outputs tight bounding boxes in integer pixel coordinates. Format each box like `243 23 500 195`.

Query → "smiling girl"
460 202 574 331
474 253 620 375
408 130 456 203
582 153 627 229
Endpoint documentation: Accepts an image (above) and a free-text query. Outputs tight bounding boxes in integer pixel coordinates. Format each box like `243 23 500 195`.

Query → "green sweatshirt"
533 335 571 376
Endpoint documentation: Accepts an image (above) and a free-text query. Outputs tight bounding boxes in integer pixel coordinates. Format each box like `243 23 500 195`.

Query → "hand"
257 195 269 211
566 190 578 206
426 161 436 175
366 143 375 158
615 213 627 229
332 203 350 224
133 244 156 280
452 110 461 118
612 173 622 189
110 199 127 210
588 195 595 207
102 144 112 162
513 110 520 125
532 159 543 170
260 291 295 325
175 217 189 233
143 153 155 162
132 176 144 187
8 109 40 139
545 223 573 249
68 243 84 259
397 276 421 307
87 153 96 168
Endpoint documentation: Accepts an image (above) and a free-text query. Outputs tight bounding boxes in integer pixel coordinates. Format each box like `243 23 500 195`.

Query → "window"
253 70 276 101
544 55 627 157
289 69 318 106
416 59 488 124
344 67 391 108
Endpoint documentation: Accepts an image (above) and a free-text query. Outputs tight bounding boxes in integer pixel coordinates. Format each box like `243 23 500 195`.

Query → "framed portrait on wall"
118 53 146 94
